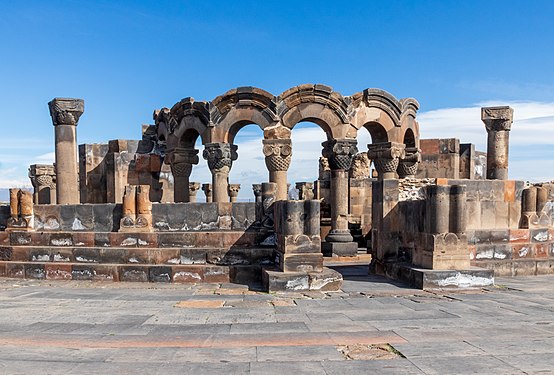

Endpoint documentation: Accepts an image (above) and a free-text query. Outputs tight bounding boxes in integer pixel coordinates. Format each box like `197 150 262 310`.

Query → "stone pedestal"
28 164 56 204
481 106 513 180
322 139 358 257
228 184 241 202
367 142 405 180
203 143 237 203
188 182 201 202
48 98 84 204
263 139 292 201
170 148 198 202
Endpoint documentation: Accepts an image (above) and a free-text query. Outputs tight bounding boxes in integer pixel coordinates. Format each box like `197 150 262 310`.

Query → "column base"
322 241 358 257
325 230 353 243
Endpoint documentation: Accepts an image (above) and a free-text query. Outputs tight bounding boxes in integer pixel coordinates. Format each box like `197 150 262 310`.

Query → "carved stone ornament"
262 139 292 172
318 156 331 180
154 107 178 134
169 148 199 177
203 143 238 173
349 153 371 179
322 139 358 171
367 142 406 177
397 147 421 178
48 98 84 126
481 106 514 132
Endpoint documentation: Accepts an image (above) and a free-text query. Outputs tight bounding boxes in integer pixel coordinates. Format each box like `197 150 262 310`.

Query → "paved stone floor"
0 265 553 374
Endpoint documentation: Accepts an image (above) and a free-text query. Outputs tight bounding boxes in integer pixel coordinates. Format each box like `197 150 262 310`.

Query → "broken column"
188 182 201 202
203 142 237 202
169 147 199 202
296 182 314 200
120 185 152 232
202 183 213 203
481 106 514 180
228 184 241 203
321 139 358 256
120 185 136 229
28 164 57 204
48 98 84 204
263 139 292 201
520 186 538 228
367 142 405 180
7 189 34 231
135 185 152 231
252 184 262 203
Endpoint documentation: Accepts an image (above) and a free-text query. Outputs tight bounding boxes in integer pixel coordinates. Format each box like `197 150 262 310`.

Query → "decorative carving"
154 107 179 134
367 142 406 179
252 184 262 202
262 139 292 172
228 183 241 202
169 148 198 177
349 153 371 179
119 185 152 232
322 139 358 171
28 164 56 204
397 147 421 178
481 106 514 132
203 143 238 173
48 98 84 126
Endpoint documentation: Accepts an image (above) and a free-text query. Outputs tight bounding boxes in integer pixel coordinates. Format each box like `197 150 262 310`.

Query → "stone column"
262 139 292 201
28 164 56 204
261 182 278 228
228 184 241 202
397 147 421 179
169 148 199 202
426 185 450 234
296 182 314 200
136 185 152 231
203 143 238 203
202 183 213 203
120 185 136 229
9 188 19 224
481 106 514 180
48 98 84 204
449 185 467 234
252 184 262 203
188 182 201 203
367 142 405 180
321 139 358 256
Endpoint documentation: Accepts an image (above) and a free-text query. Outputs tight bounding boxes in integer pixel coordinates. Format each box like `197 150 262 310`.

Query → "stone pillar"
261 182 278 228
9 189 19 222
120 185 136 228
203 143 238 203
136 185 152 231
202 183 213 203
449 185 467 234
188 182 201 203
228 184 241 203
367 142 406 180
263 139 292 201
321 139 358 256
48 98 84 204
397 147 421 179
252 184 262 203
29 164 56 204
426 185 450 234
536 186 548 214
481 106 514 180
169 148 198 202
522 187 538 215
296 182 314 200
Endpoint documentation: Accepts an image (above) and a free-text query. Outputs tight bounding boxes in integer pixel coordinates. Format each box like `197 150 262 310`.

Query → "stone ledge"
396 264 494 289
262 267 343 292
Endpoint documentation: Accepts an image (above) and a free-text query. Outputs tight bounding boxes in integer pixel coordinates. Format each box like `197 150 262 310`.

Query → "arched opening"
226 123 265 202
361 121 389 177
188 135 210 202
403 128 416 148
288 121 329 198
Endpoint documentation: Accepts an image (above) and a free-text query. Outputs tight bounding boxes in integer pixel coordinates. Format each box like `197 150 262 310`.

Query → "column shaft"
55 124 79 204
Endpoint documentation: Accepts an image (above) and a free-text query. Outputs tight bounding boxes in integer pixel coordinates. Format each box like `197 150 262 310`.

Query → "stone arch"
349 88 402 142
277 84 351 140
403 128 416 148
209 87 279 143
400 98 420 148
169 97 210 148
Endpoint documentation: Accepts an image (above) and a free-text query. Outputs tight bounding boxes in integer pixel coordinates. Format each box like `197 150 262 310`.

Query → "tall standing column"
263 139 292 201
481 106 514 180
48 98 84 204
321 139 358 256
169 148 199 202
203 143 238 203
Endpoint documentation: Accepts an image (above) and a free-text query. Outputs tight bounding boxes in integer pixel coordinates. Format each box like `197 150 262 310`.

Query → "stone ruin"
0 85 552 291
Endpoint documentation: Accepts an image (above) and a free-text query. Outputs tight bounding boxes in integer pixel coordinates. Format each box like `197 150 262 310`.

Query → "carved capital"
252 184 262 198
349 153 371 179
228 183 241 197
28 164 57 189
188 182 201 195
321 139 358 171
481 106 514 132
397 147 421 178
48 98 84 126
262 139 292 172
367 142 406 177
296 182 314 200
318 156 331 180
169 148 198 177
203 143 238 173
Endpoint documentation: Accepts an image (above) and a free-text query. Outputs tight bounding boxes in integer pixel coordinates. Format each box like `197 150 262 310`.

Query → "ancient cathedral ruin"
1 84 553 291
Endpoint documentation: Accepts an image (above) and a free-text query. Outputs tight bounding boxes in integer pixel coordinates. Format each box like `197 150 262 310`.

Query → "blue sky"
1 1 553 199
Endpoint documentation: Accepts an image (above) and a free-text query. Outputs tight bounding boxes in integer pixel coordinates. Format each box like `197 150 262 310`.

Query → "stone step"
0 246 275 267
0 230 273 249
0 261 264 283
